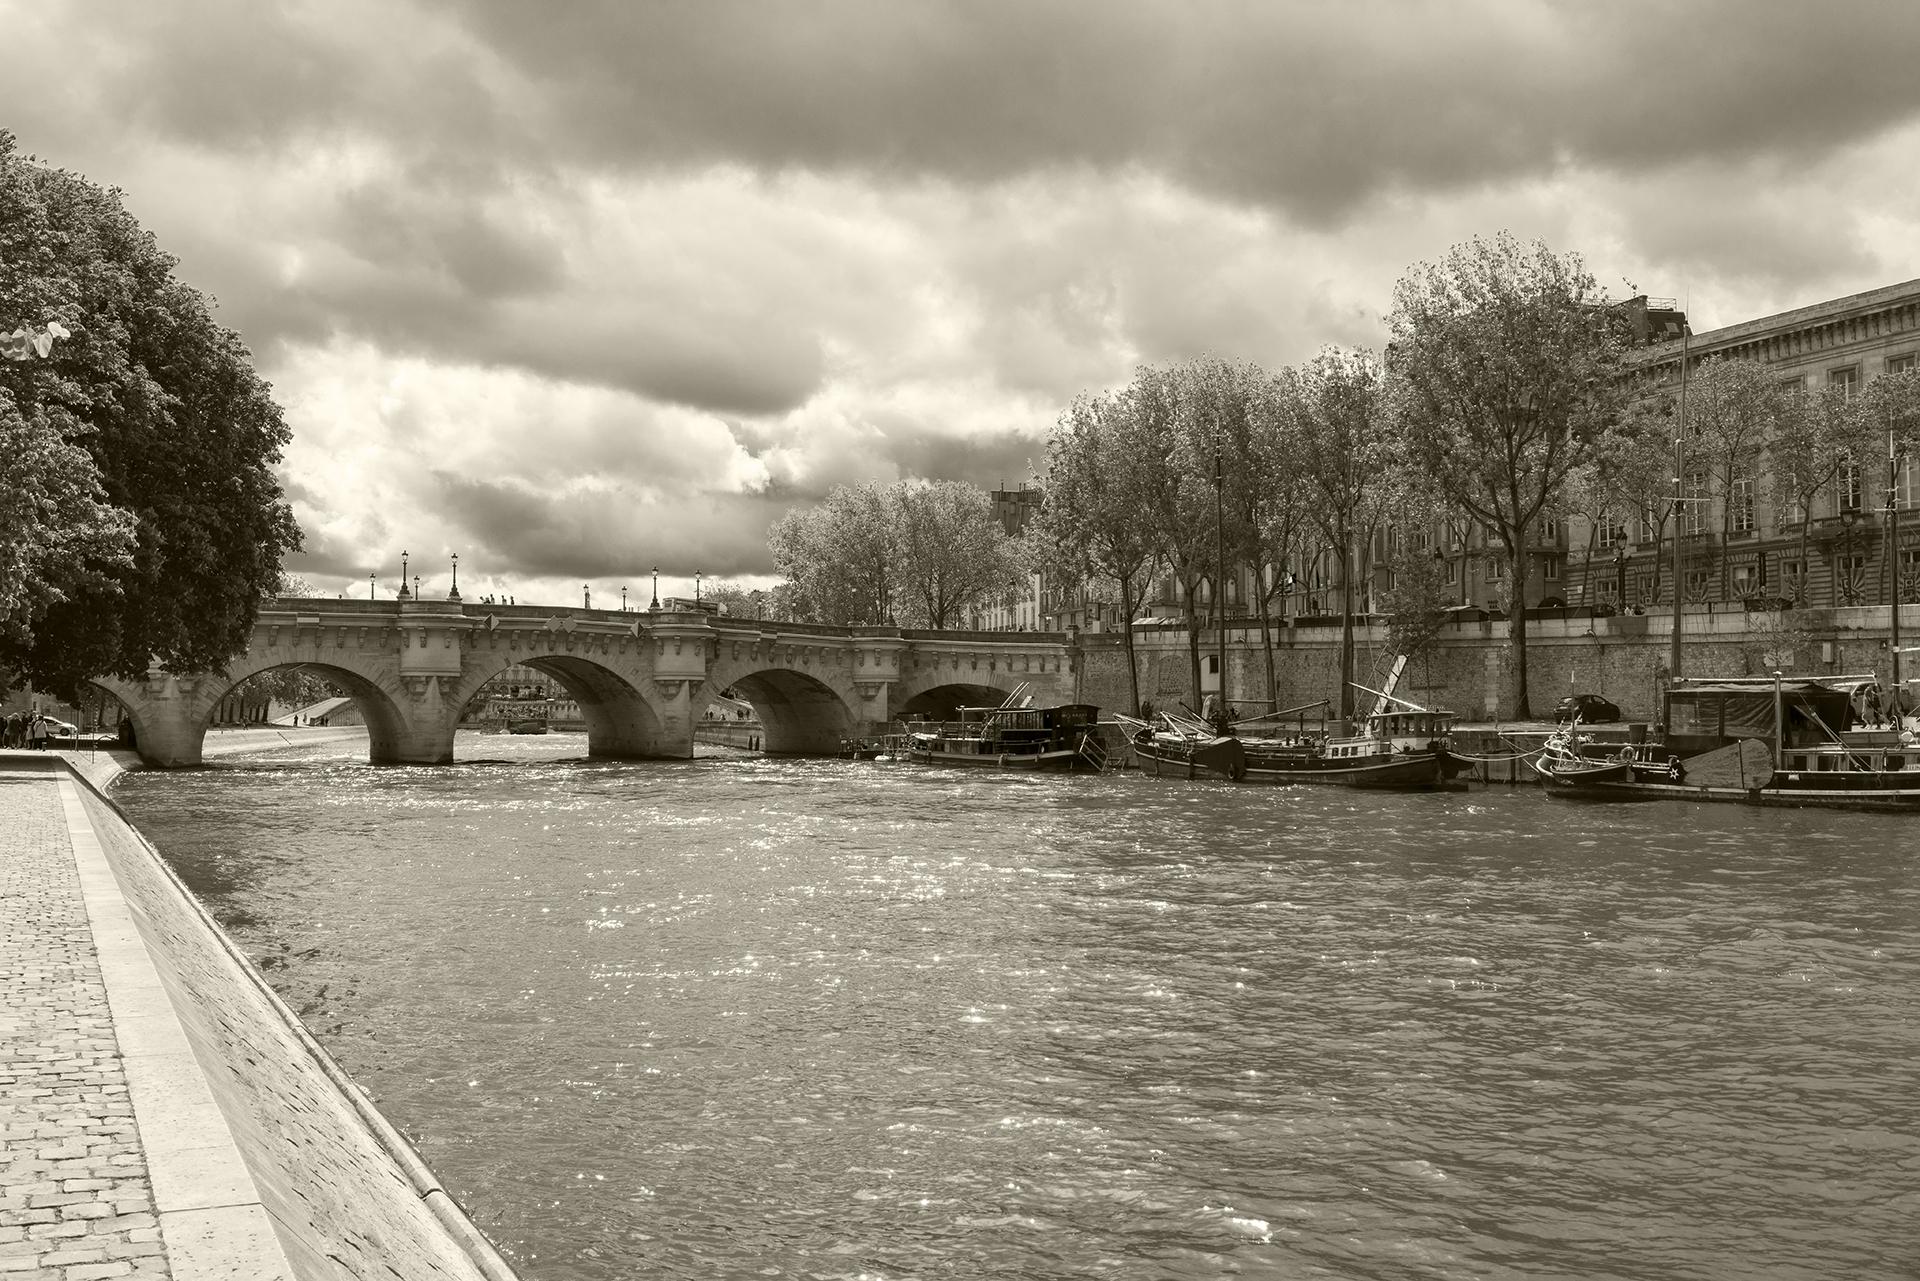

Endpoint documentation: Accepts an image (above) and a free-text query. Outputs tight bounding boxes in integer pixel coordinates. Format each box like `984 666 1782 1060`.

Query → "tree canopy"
768 479 1015 628
1387 232 1630 716
0 131 301 693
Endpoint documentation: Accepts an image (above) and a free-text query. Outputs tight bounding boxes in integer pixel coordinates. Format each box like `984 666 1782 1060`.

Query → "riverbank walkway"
1 749 224 1278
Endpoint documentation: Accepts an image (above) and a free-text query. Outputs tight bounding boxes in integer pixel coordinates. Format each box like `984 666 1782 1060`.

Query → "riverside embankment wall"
1075 604 1919 719
65 758 519 1280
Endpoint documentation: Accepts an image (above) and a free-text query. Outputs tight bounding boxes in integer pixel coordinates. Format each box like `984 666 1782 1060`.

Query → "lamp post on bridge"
368 572 375 601
413 575 421 600
399 550 411 600
651 566 659 610
621 586 628 612
449 553 460 601
695 571 702 604
584 583 592 610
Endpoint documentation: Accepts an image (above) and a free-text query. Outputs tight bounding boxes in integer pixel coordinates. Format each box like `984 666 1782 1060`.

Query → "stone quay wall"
64 764 520 1280
1074 604 1920 721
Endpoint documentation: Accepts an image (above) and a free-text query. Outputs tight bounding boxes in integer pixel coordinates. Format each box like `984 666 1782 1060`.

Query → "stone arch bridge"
96 598 1083 767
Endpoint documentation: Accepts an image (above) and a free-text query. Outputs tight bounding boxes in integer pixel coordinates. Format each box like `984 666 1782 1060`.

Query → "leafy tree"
1387 233 1628 717
1131 362 1218 709
889 480 1018 628
1681 357 1785 597
1859 367 1920 605
1286 348 1396 721
1240 371 1311 711
1034 389 1160 715
0 131 301 694
768 483 897 625
1767 384 1857 605
768 480 1015 628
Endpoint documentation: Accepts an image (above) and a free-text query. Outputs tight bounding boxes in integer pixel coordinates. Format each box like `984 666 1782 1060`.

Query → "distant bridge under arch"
96 598 1082 767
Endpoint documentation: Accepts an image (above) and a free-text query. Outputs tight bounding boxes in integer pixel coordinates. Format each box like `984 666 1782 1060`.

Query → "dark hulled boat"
1536 675 1920 810
904 699 1110 772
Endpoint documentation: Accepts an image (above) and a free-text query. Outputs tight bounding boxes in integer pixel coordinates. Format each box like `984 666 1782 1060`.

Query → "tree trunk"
1502 525 1533 718
1256 579 1278 714
1119 576 1143 716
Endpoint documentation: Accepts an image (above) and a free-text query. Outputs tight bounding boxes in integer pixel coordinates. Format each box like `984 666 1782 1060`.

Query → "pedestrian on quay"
27 713 48 750
3 711 17 748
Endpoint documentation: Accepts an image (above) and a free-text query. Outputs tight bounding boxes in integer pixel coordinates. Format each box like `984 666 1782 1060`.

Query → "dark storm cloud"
432 474 786 577
873 425 1044 493
430 0 1920 223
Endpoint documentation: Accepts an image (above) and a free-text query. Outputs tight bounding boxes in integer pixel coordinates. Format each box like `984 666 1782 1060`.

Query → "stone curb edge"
57 755 523 1281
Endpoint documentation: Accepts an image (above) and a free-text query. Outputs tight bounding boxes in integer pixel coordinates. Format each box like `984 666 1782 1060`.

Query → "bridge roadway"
96 597 1080 767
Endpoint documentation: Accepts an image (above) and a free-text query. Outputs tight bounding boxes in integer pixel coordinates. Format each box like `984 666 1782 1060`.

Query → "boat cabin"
1664 678 1854 757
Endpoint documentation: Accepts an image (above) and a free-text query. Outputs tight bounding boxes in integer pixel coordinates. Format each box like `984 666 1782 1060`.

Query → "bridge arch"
457 654 671 759
95 655 420 767
719 667 859 754
896 682 1011 721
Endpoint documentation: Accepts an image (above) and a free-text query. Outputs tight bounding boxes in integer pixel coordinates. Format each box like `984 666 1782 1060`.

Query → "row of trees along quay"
1 131 301 701
776 233 1920 723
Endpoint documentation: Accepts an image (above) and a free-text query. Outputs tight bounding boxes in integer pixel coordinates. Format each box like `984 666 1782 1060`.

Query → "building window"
1730 474 1755 533
1830 366 1859 396
1900 453 1919 509
1542 517 1561 543
1901 548 1920 604
1542 553 1564 581
1685 568 1712 602
1888 353 1917 376
1731 562 1761 598
1444 559 1458 585
1639 506 1660 544
1839 457 1864 512
1604 515 1628 547
1446 519 1465 550
1781 558 1806 603
1486 555 1504 581
1682 468 1709 535
1779 375 1806 393
1836 552 1869 606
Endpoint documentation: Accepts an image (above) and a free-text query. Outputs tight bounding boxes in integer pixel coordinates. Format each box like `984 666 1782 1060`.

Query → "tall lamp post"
1212 448 1228 729
621 586 628 612
399 550 410 600
584 584 591 610
368 572 375 601
449 553 460 600
651 566 659 610
695 571 702 604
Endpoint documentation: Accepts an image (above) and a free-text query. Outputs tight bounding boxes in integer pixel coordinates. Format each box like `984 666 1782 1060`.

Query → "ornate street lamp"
695 571 702 603
413 575 421 599
399 550 411 600
584 583 592 610
651 566 659 610
449 553 460 600
368 572 375 601
621 586 628 612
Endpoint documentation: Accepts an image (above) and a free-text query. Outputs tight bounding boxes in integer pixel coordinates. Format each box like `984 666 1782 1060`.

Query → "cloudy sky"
6 1 1919 605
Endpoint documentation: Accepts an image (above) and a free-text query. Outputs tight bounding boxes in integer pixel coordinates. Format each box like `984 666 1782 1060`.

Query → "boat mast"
1669 317 1690 685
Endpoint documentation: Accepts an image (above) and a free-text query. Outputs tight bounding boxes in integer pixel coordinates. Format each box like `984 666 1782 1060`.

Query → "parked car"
1554 694 1620 724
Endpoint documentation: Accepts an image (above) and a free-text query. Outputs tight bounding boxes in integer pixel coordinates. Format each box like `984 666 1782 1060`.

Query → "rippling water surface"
112 734 1920 1280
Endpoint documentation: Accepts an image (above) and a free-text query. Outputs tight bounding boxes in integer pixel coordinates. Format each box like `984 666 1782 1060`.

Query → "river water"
112 734 1920 1280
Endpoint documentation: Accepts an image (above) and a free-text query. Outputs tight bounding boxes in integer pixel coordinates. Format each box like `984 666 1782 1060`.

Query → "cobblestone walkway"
0 769 169 1279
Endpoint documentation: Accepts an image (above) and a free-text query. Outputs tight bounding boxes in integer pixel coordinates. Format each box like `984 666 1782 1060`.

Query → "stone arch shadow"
895 682 1011 721
462 654 673 759
720 667 858 754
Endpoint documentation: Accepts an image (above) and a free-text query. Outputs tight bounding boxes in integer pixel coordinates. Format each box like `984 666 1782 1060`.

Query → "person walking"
3 711 17 748
27 713 48 750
